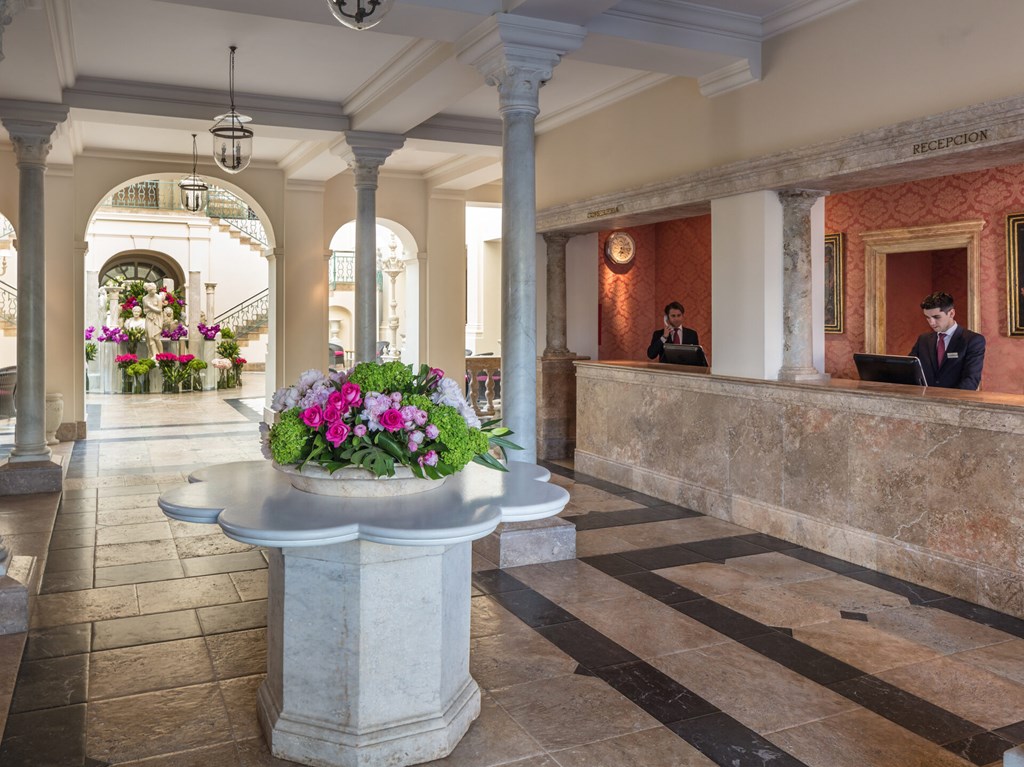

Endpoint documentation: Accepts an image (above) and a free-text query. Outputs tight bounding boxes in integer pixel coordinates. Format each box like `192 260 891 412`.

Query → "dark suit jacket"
647 326 699 362
909 326 985 390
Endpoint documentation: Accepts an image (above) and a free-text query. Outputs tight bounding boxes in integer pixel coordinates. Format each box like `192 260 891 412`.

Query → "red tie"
672 329 680 344
937 333 946 366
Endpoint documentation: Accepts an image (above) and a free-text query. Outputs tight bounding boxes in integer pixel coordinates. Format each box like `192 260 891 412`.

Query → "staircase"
0 280 15 337
215 289 269 371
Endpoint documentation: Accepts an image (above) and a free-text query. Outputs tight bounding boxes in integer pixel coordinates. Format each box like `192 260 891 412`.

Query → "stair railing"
215 288 269 339
0 280 16 326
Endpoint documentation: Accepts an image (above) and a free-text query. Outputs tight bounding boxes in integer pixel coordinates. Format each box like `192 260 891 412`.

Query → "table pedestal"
257 539 480 767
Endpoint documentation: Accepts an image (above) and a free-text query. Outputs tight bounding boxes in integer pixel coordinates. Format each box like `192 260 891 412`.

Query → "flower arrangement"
211 357 233 371
161 322 188 340
159 286 185 321
197 322 220 340
124 326 146 346
117 281 187 321
268 361 518 479
85 326 97 362
116 354 155 393
97 325 129 344
115 353 138 371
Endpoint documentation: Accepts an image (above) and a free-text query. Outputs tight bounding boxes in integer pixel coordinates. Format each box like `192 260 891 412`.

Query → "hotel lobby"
0 0 1023 765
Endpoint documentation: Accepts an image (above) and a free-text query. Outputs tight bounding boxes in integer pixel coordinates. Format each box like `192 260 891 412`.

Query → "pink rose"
353 424 367 437
325 421 351 447
341 382 362 408
301 406 324 429
323 403 342 423
327 390 345 409
378 408 405 433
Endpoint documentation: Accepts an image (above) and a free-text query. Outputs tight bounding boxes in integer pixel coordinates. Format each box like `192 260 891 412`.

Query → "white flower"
271 386 301 412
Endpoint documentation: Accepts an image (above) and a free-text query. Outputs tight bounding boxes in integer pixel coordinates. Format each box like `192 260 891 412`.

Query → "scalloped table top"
159 460 567 548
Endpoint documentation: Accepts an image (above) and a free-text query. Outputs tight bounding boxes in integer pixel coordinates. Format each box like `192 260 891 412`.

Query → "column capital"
457 14 585 114
542 232 572 248
332 131 405 186
0 99 69 168
777 189 827 212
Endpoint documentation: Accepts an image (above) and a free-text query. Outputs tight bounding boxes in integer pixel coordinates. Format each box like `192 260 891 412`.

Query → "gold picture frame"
1007 213 1024 336
824 233 845 334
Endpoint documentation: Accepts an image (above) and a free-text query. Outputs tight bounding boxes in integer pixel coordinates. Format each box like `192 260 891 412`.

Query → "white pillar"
204 282 217 324
1 103 68 462
332 132 404 364
458 14 584 463
778 190 828 382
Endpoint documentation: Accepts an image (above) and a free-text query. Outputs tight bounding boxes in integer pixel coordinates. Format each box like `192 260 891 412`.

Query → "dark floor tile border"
222 397 265 423
479 568 810 767
571 505 700 531
582 552 1005 765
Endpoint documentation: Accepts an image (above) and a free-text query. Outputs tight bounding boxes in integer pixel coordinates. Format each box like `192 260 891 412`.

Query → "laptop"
853 353 927 387
663 343 709 368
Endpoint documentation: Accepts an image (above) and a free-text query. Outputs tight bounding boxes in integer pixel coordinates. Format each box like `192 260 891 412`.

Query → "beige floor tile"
30 584 139 629
562 596 728 658
575 529 638 556
867 605 1014 655
716 586 839 629
612 516 752 548
96 493 163 511
651 643 858 733
725 551 836 584
471 628 577 691
116 742 242 767
230 569 269 601
491 674 661 751
95 520 173 546
219 673 265 741
137 573 241 614
471 595 533 639
877 654 1024 730
655 561 768 597
782 576 911 613
769 708 980 767
86 682 233 763
953 639 1024 686
208 628 268 679
96 538 180 568
418 693 545 767
174 534 258 558
551 726 718 767
507 560 637 604
793 618 943 674
89 636 216 700
96 507 169 526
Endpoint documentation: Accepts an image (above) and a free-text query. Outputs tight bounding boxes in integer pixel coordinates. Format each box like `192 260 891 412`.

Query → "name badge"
947 352 959 359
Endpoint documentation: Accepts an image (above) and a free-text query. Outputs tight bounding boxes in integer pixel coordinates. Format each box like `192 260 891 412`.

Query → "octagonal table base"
256 539 481 767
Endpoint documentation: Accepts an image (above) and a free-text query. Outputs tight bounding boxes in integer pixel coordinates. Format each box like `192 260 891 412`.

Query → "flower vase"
121 369 133 394
161 378 180 394
271 462 446 498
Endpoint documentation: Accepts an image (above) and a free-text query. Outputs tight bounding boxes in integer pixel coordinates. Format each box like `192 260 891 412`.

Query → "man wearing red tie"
647 301 699 362
909 292 985 390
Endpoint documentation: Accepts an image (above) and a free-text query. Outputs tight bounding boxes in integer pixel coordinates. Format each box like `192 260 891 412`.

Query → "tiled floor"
1 376 1023 766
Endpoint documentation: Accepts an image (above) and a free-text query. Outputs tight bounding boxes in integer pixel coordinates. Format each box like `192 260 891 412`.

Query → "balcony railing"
465 356 500 417
330 251 355 287
103 180 268 246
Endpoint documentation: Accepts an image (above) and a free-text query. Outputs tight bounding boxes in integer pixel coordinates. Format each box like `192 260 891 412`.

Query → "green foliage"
219 326 235 339
405 393 488 472
185 359 207 372
85 342 97 362
348 360 415 394
216 338 240 360
269 410 312 465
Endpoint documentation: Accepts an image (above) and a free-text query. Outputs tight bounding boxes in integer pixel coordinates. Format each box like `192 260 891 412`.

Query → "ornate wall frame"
862 220 984 354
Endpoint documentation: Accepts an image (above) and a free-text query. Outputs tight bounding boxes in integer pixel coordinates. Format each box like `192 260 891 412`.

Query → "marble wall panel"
781 405 852 522
725 399 784 506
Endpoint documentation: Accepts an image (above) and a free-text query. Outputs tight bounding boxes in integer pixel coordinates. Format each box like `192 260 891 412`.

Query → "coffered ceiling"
0 0 859 188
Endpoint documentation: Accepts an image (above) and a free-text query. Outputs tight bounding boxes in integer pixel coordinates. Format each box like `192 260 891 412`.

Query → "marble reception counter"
574 361 1024 619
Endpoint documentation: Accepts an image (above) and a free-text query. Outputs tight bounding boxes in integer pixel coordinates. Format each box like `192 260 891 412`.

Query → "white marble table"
159 460 567 767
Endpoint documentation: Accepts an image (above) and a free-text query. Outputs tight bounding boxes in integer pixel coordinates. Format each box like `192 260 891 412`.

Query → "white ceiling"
0 0 860 188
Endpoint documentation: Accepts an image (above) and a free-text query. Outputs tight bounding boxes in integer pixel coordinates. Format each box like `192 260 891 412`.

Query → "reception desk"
574 361 1024 619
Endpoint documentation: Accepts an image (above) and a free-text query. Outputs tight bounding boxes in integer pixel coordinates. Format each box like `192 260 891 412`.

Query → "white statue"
123 305 146 334
141 282 167 359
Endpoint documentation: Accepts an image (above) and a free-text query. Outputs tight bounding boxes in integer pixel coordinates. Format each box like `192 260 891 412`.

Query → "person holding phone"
647 300 699 362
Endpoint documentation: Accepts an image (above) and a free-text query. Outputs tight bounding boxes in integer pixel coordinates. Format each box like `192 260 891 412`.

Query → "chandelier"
325 0 394 30
179 134 209 213
210 45 253 174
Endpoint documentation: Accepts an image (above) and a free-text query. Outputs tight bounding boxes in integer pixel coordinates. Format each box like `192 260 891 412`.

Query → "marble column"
332 132 404 364
1 106 67 474
204 282 216 324
778 189 828 383
458 14 585 463
542 232 572 357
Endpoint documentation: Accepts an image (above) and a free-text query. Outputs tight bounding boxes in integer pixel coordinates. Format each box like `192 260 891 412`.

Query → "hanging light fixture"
210 45 253 174
325 0 394 30
179 133 209 213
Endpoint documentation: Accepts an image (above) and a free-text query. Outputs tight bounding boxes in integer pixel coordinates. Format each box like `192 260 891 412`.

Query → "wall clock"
605 231 636 265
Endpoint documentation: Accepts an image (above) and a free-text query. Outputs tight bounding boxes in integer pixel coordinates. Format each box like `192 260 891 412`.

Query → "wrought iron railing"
215 288 268 339
329 251 355 287
0 217 14 240
102 180 268 246
0 280 17 326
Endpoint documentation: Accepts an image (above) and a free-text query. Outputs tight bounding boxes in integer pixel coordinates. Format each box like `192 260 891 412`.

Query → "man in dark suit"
909 292 985 390
647 300 699 362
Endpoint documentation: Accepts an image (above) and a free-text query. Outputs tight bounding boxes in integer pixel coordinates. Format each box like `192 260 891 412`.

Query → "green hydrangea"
269 409 311 465
405 394 488 470
349 361 414 394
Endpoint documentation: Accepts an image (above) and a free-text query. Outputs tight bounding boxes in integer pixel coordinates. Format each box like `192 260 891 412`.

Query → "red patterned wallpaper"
826 163 1024 393
598 216 712 361
885 252 933 357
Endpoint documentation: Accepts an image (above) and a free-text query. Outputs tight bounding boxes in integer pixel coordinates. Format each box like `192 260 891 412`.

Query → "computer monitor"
663 343 709 368
853 353 927 387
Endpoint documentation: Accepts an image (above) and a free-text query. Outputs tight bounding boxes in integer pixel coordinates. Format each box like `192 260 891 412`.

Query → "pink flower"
340 382 362 408
378 408 405 433
302 406 325 429
353 424 367 437
178 354 195 364
325 421 350 447
326 390 345 408
425 424 439 440
323 403 342 423
390 391 403 404
407 439 419 452
419 450 439 467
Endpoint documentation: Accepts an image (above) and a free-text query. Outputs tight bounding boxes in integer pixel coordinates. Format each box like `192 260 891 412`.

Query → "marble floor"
0 375 1022 766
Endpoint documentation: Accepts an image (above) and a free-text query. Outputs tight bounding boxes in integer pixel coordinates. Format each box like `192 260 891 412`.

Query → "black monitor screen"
853 353 927 387
663 344 709 368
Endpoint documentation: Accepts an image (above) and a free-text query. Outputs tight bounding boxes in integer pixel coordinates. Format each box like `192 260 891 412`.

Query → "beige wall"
536 0 1024 208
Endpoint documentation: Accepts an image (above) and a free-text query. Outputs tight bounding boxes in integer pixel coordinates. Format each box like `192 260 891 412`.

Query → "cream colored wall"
536 0 1024 207
480 239 501 355
0 150 16 228
426 193 467 380
280 185 328 385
